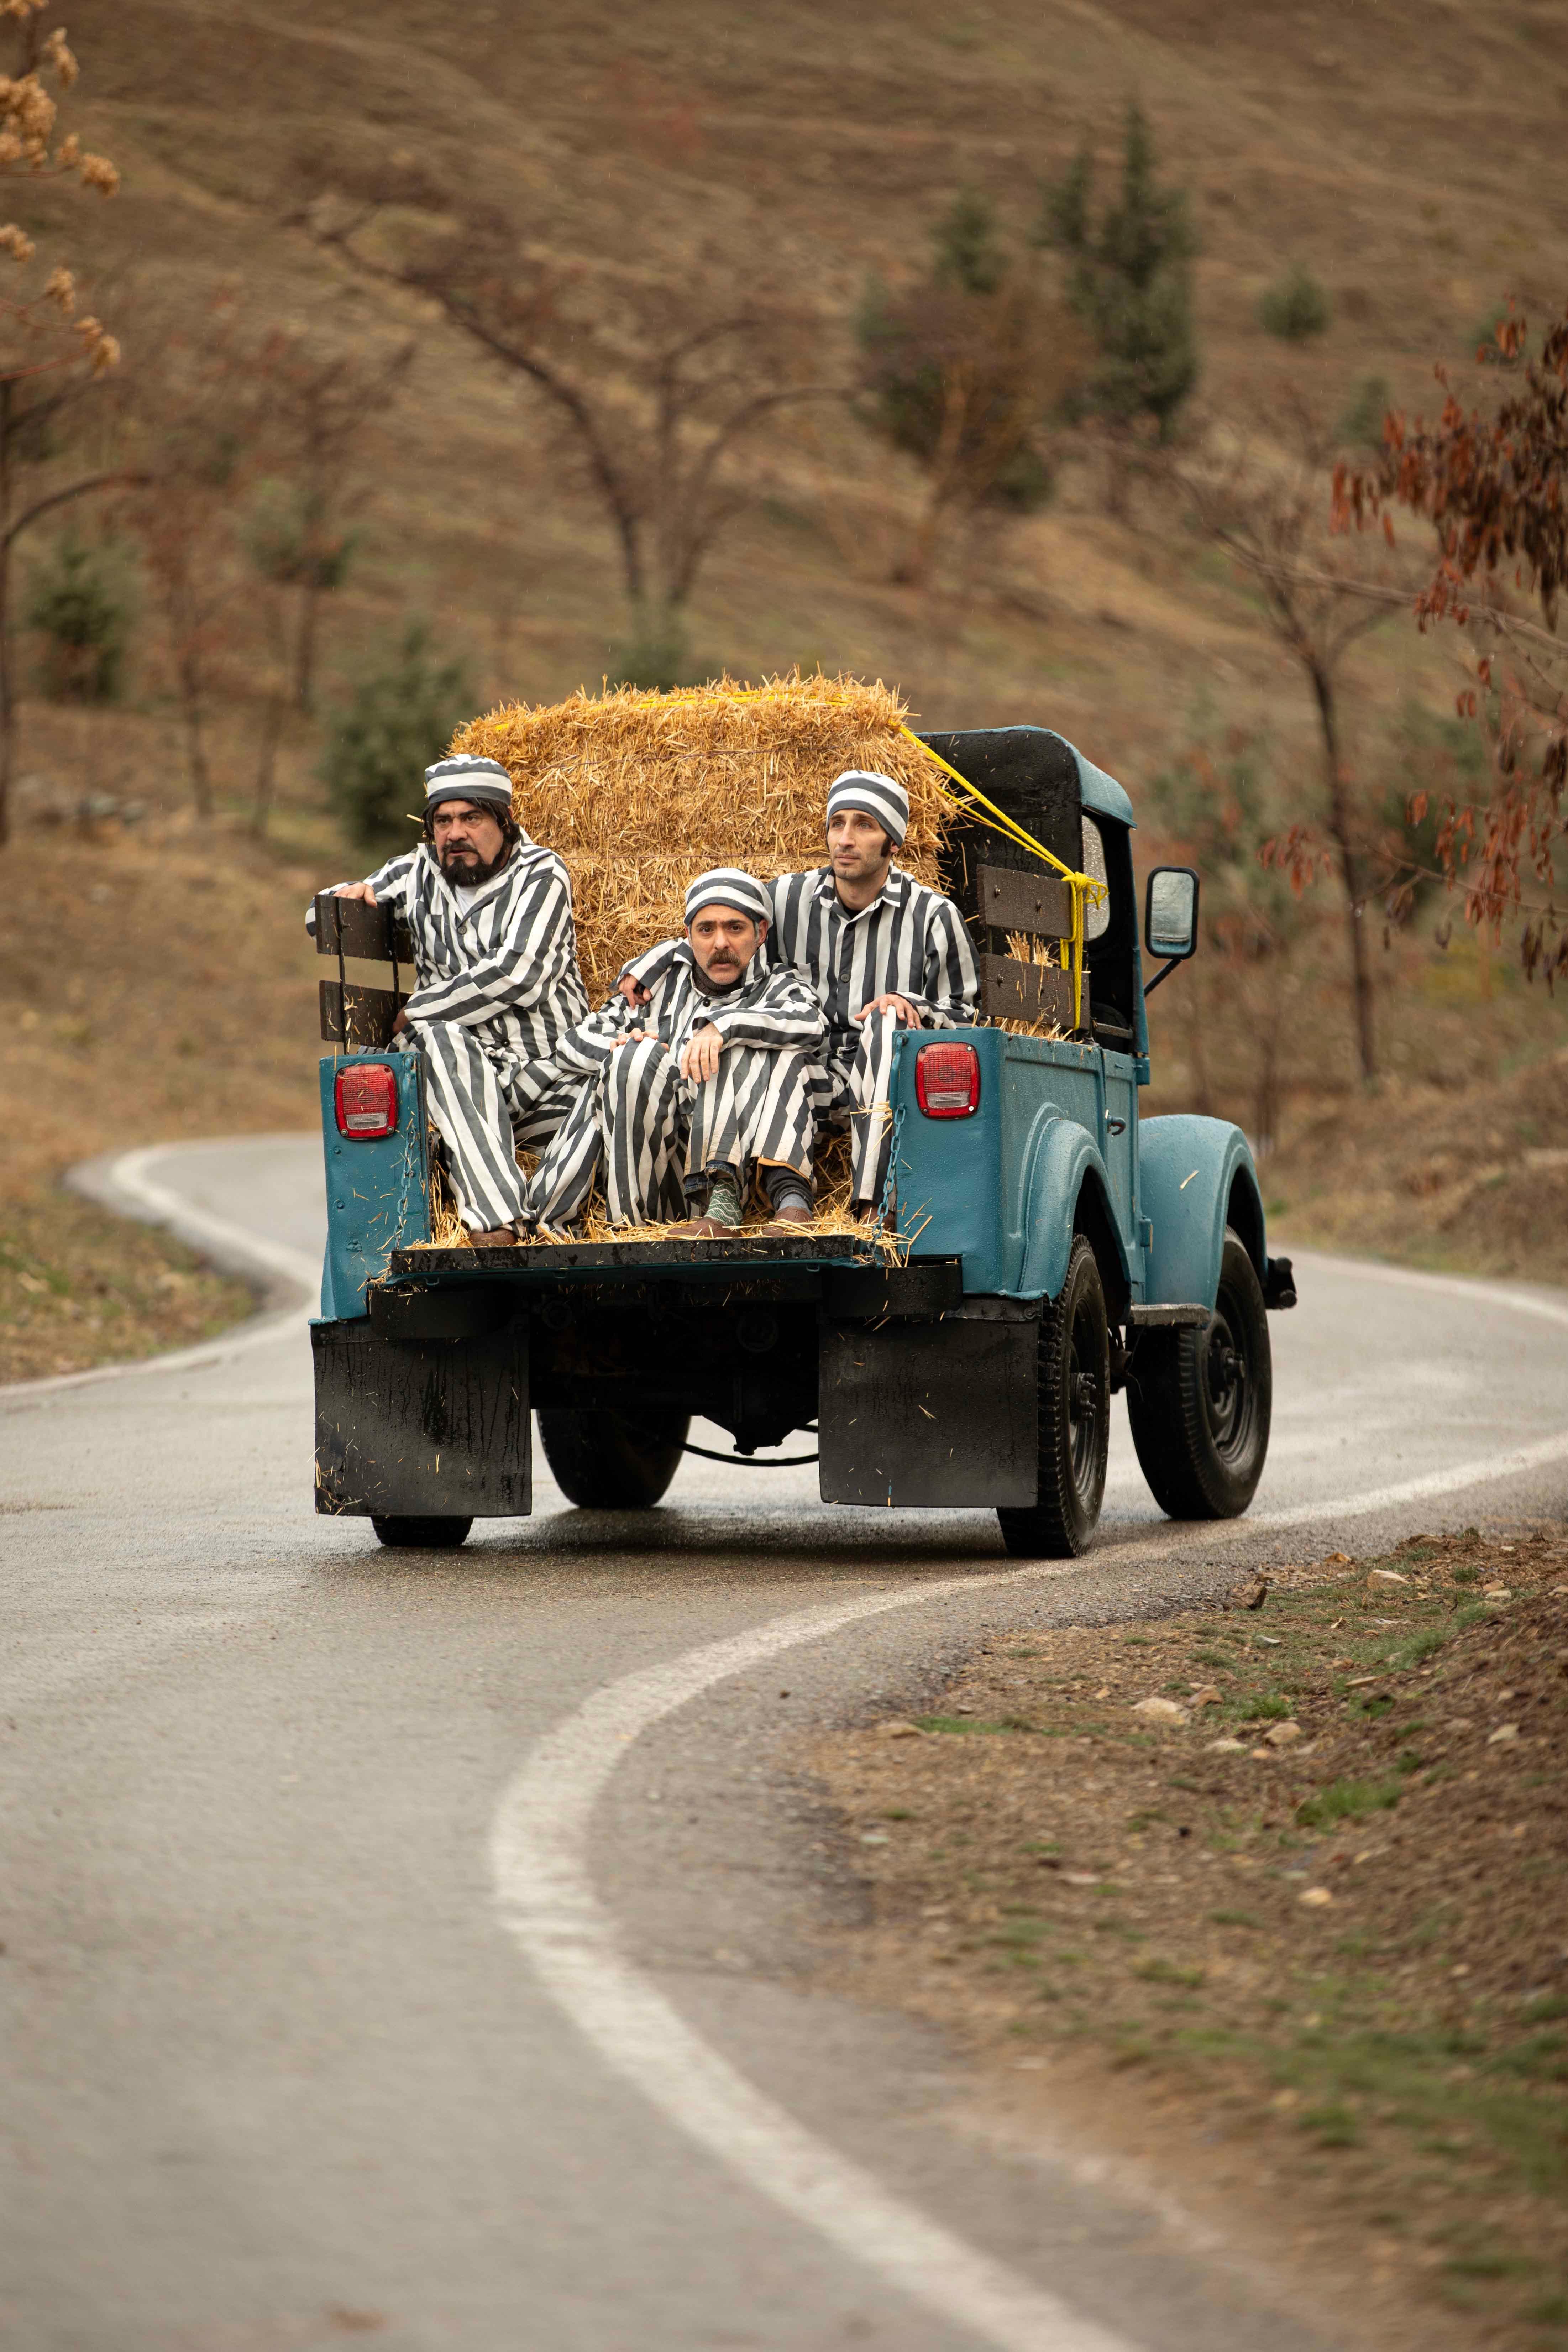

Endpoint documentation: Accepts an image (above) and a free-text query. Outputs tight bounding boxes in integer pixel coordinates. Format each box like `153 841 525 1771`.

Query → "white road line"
493 1251 1568 2352
1249 1248 1568 1529
1255 1428 1568 1528
492 1571 1142 2352
1290 1245 1568 1332
0 1144 318 1407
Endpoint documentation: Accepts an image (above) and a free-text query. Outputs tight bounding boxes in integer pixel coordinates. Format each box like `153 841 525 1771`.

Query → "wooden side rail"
972 863 1081 1033
312 892 415 965
978 956 1081 1030
974 863 1073 940
314 891 414 1050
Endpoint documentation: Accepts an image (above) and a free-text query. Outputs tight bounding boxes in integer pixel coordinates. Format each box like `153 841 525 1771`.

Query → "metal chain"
875 1102 906 1230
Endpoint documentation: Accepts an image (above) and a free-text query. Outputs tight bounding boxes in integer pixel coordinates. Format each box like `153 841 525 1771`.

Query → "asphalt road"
4 1136 1567 2352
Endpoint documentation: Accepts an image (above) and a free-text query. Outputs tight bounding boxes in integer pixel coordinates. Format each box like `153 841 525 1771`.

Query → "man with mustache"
528 867 825 1236
309 754 588 1245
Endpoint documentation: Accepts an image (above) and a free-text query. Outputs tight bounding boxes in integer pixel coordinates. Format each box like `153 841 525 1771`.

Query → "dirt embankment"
1264 1044 1568 1289
0 804 322 1383
809 1531 1568 2352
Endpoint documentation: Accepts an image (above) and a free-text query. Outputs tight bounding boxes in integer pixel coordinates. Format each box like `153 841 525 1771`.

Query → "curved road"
4 1136 1567 2352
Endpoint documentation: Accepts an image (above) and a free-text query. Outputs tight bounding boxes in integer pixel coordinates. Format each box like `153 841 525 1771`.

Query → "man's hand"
854 991 918 1026
391 1007 408 1037
610 1027 662 1052
333 881 378 905
679 1023 723 1083
617 974 651 1008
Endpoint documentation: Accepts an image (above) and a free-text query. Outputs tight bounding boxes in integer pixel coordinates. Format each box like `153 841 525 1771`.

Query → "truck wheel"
370 1514 474 1548
1127 1226 1272 1520
997 1233 1110 1559
536 1407 690 1509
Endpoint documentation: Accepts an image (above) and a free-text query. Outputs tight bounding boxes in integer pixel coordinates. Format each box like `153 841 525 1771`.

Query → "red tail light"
335 1061 399 1140
915 1040 980 1118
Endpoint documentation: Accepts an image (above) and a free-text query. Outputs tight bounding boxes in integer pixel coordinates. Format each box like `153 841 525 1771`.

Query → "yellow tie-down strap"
591 685 1108 1030
899 725 1105 1030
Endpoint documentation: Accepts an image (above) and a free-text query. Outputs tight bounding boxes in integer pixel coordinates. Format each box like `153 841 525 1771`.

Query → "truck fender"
1014 1111 1134 1304
1139 1114 1266 1309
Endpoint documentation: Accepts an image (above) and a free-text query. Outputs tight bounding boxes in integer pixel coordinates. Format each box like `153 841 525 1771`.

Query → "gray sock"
763 1167 813 1215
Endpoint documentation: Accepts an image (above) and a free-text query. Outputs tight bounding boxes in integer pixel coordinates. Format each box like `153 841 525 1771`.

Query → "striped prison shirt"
306 837 589 1060
624 866 979 1053
555 942 825 1075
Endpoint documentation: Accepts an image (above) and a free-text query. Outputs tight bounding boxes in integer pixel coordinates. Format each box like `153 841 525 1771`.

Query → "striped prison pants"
394 1020 568 1233
528 1037 818 1230
808 1005 906 1208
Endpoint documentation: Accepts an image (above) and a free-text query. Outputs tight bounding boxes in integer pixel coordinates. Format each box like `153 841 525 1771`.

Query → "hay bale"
451 671 949 1006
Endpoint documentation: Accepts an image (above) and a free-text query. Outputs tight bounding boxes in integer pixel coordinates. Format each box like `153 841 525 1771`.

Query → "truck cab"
311 724 1295 1556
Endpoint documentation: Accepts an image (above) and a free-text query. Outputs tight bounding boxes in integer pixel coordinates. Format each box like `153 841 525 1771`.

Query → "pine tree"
932 189 1008 297
1038 102 1198 445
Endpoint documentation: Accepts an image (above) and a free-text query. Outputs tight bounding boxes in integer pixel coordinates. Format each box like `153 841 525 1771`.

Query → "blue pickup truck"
311 724 1295 1556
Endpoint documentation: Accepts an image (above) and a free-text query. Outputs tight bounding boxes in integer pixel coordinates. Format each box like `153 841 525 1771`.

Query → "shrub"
1467 302 1523 364
318 622 473 858
1336 374 1391 452
25 533 135 703
1296 1776 1404 1829
1258 266 1332 342
246 478 355 593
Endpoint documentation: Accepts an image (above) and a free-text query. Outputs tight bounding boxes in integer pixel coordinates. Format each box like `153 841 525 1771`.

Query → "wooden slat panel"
319 978 408 1049
979 955 1077 1029
313 893 415 965
974 863 1072 939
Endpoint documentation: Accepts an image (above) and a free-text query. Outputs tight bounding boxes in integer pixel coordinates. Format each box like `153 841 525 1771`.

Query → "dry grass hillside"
2 0 1567 1375
33 0 1568 753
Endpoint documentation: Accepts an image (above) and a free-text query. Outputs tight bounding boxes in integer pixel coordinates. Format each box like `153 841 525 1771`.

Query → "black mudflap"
818 1298 1039 1508
313 1320 530 1518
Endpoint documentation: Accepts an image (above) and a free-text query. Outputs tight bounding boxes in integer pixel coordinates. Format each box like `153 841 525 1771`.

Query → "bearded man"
529 867 825 1236
308 753 588 1245
621 770 977 1216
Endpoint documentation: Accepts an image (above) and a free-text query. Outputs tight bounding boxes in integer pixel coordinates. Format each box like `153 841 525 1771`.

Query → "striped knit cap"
825 768 908 846
683 867 770 927
424 754 514 812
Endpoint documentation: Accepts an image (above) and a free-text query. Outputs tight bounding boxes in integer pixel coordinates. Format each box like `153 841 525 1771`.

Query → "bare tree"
125 293 271 813
248 331 412 712
1147 723 1313 1149
1183 402 1394 1081
301 180 835 655
1337 305 1568 987
0 0 127 845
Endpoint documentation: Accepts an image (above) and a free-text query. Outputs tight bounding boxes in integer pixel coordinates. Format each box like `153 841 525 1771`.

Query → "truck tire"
997 1233 1110 1559
536 1407 690 1509
1128 1225 1271 1520
370 1514 474 1548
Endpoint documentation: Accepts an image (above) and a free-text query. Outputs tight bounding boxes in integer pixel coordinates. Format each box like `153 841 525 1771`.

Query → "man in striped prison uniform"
528 868 826 1236
308 754 589 1244
621 770 979 1215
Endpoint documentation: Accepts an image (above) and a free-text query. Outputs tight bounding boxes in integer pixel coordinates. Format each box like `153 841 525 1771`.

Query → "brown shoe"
680 1214 735 1239
467 1224 519 1248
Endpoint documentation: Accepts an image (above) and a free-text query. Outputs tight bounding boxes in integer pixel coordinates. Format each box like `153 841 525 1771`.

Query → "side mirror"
1143 867 1200 993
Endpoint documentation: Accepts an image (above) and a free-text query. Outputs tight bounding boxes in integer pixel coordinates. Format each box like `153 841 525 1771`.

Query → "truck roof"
1068 740 1135 828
